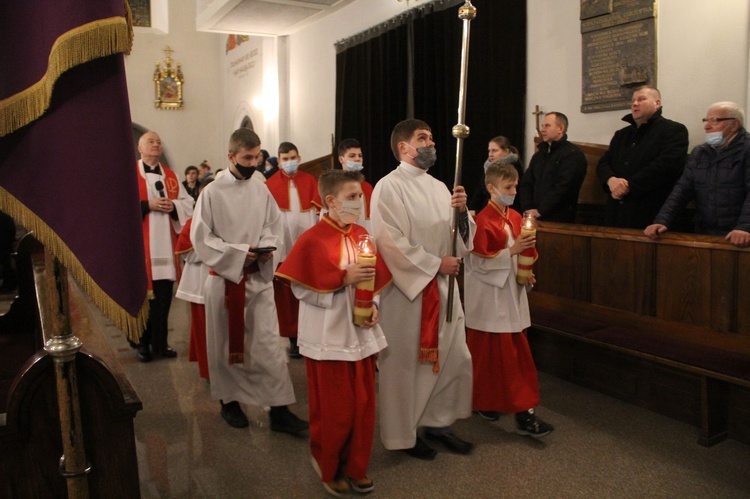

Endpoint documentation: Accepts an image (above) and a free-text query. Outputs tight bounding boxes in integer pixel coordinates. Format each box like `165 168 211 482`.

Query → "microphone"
154 181 165 198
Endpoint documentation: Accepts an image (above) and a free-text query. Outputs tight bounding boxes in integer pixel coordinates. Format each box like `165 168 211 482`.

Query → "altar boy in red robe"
463 163 554 438
265 141 321 358
276 170 391 496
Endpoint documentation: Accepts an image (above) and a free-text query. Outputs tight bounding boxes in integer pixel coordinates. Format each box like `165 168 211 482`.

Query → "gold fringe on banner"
0 15 134 138
0 187 148 343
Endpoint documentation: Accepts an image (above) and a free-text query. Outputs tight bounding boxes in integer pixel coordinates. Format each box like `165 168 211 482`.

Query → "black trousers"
140 279 174 353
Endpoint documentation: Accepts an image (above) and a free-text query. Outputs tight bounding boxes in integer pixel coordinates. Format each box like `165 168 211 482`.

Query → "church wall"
526 0 750 164
286 0 415 160
124 1 224 178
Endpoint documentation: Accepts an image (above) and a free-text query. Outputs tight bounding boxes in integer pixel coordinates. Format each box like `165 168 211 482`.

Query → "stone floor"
88 295 750 498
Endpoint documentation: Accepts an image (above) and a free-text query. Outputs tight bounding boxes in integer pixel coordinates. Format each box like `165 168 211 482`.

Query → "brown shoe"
323 479 351 497
349 476 374 494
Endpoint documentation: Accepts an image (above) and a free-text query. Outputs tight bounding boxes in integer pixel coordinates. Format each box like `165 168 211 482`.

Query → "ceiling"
196 0 356 37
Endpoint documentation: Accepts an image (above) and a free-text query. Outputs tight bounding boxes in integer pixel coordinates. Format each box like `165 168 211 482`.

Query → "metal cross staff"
446 0 476 322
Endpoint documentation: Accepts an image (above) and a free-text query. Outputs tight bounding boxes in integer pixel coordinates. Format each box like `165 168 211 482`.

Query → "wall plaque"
581 0 656 113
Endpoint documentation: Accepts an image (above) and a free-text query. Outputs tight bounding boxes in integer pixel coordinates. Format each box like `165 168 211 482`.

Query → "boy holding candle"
275 170 391 496
463 163 554 438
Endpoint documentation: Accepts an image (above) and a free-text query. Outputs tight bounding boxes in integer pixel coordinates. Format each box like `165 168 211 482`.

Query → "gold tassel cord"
0 187 148 342
0 16 134 138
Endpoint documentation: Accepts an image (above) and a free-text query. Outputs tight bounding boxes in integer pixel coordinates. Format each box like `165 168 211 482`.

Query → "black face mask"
234 163 255 179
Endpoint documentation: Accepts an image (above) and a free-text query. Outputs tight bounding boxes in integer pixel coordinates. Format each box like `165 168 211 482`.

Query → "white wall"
285 0 419 159
124 1 223 177
526 0 750 162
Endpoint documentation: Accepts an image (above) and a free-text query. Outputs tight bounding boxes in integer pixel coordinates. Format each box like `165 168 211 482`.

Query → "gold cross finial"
163 46 174 58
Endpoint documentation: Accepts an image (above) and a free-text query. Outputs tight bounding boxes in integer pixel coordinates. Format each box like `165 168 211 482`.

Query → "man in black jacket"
519 112 587 223
597 86 689 229
645 102 750 248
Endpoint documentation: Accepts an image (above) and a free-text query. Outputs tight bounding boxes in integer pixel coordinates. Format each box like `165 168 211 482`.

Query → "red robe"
265 169 322 211
174 219 209 379
266 169 321 338
467 201 539 413
276 216 391 483
360 180 373 220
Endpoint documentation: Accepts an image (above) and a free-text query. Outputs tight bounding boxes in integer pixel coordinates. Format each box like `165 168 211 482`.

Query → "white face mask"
334 199 362 224
281 160 299 174
489 186 515 207
345 160 364 172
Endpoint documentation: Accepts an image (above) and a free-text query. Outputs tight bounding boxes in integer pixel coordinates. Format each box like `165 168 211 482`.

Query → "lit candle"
516 212 537 285
353 235 376 326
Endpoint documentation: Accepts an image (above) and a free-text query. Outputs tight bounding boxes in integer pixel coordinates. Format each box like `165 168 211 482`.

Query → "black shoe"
220 400 249 428
136 345 152 363
473 409 501 421
157 346 178 358
424 431 474 455
288 338 302 359
515 409 554 438
401 437 437 461
270 406 308 435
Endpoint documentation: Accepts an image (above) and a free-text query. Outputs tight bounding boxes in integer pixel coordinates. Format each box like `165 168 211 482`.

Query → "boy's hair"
318 170 364 209
390 119 431 161
184 165 198 176
199 160 211 171
229 128 261 155
485 163 518 187
278 141 298 155
337 138 361 157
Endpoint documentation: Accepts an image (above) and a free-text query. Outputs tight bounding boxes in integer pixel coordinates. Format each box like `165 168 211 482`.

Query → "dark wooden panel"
710 250 737 333
633 242 656 316
572 344 639 401
655 245 711 327
535 233 581 299
737 253 750 336
729 385 750 445
590 238 636 312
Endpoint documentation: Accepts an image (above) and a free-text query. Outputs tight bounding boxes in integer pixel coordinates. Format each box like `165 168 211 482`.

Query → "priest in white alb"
370 119 476 460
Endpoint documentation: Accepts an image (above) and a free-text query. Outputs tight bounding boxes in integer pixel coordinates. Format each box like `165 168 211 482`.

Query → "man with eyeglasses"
644 102 750 247
597 85 689 229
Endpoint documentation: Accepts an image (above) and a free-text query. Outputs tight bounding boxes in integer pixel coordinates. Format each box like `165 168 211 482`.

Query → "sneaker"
220 400 249 428
310 455 351 497
270 406 309 435
349 476 374 494
515 409 554 438
473 409 501 421
323 479 351 497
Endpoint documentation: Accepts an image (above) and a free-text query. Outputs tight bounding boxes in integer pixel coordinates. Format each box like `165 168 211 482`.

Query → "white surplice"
276 181 318 261
291 233 386 361
191 171 295 407
370 161 476 450
464 225 531 333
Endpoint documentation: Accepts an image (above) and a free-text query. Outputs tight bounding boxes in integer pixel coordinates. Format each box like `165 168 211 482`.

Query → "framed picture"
153 49 184 110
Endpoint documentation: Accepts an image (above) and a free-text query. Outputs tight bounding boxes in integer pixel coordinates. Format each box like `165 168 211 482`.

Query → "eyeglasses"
702 117 736 124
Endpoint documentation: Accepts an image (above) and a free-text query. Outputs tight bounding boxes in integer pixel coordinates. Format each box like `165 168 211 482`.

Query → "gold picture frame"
153 47 184 110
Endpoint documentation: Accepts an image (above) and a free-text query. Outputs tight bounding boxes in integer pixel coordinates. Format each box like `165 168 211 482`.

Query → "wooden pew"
0 235 142 497
527 222 750 446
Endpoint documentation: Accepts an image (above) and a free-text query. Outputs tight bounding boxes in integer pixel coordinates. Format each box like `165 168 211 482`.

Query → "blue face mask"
345 161 364 172
705 131 726 148
281 160 299 174
490 187 515 207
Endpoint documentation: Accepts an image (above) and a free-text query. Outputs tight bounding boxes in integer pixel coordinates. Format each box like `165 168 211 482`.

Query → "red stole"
174 218 193 255
209 262 259 365
265 169 322 212
419 278 440 373
471 201 537 260
137 162 181 291
275 215 392 294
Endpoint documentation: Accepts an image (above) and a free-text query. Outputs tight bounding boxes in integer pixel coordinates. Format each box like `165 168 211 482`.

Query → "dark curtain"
335 0 526 195
335 23 409 180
